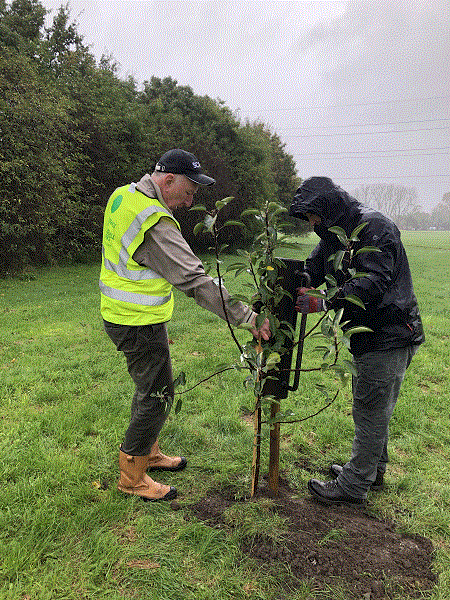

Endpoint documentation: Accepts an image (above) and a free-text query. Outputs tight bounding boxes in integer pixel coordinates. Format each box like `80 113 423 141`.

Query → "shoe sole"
307 480 366 507
142 487 177 502
147 458 187 472
119 487 177 502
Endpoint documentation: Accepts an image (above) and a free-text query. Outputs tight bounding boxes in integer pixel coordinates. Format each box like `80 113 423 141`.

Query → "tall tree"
431 192 450 230
0 46 84 273
352 183 421 227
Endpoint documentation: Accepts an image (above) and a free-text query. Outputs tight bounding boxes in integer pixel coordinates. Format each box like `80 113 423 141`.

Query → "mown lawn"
0 230 449 599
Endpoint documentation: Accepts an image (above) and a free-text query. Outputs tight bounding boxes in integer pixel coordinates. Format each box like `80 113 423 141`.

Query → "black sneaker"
330 464 384 491
308 478 366 506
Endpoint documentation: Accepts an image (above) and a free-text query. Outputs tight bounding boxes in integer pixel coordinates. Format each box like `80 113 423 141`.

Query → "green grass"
1 230 449 599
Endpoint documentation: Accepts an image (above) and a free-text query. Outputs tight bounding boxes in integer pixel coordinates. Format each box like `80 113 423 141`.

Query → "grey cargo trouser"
103 321 174 456
337 345 417 499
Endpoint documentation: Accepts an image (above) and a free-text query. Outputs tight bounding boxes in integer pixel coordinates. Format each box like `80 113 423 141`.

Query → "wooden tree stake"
251 397 262 497
268 400 280 495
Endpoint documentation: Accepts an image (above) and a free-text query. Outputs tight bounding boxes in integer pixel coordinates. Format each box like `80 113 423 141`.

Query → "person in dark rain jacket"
289 177 424 506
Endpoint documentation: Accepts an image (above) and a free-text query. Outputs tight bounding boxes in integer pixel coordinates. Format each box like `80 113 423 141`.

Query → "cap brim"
185 173 216 186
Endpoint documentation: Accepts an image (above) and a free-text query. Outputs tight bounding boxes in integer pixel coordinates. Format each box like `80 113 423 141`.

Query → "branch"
174 366 238 395
261 389 340 424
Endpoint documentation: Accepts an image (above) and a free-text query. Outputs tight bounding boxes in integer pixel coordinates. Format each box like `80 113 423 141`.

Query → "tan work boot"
118 449 177 502
146 440 187 472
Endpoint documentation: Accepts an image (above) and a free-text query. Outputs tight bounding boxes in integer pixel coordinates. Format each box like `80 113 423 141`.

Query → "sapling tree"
181 198 378 496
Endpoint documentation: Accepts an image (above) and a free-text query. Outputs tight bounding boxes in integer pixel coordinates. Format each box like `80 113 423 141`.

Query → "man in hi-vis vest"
100 149 271 502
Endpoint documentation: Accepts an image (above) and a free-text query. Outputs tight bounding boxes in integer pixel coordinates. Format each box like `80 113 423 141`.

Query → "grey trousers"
104 321 174 456
337 345 417 499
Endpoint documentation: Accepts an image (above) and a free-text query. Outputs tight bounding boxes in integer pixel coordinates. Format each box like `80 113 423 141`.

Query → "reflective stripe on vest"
99 281 172 306
102 245 161 281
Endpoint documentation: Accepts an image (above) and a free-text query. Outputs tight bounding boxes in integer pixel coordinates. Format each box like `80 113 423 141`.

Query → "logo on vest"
111 195 123 213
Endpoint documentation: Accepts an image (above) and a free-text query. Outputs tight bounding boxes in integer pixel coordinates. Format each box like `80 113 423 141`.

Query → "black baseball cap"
155 149 215 186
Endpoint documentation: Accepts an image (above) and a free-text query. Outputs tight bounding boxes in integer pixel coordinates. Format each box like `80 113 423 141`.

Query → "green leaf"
320 319 334 338
341 335 351 349
328 226 348 245
333 307 344 327
174 398 182 414
189 205 206 212
226 261 247 270
223 220 246 229
264 353 281 370
342 359 358 376
344 325 373 336
307 289 325 299
333 249 346 271
173 371 186 388
278 320 296 336
193 222 205 236
326 287 339 300
322 349 333 361
344 294 366 309
267 202 281 213
240 209 261 218
325 274 337 286
349 221 368 240
236 249 250 257
204 214 217 232
355 246 382 256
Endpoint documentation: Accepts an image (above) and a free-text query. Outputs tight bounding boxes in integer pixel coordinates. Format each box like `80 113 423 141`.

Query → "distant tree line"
352 185 450 231
0 0 301 276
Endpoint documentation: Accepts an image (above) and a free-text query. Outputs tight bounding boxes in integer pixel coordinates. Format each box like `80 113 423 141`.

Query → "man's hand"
296 287 326 314
250 315 271 341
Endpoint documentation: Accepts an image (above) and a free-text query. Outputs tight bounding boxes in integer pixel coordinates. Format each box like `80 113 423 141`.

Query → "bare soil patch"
188 478 437 599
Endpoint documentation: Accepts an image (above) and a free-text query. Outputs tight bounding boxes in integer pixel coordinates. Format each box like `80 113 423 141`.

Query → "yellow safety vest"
99 183 180 325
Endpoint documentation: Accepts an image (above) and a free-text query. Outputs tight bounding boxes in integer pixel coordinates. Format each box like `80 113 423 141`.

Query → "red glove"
296 287 325 314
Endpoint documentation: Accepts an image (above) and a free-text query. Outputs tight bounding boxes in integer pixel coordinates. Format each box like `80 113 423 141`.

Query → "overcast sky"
42 0 450 211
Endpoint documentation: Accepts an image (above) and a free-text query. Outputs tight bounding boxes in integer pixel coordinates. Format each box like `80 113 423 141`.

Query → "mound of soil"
188 479 437 599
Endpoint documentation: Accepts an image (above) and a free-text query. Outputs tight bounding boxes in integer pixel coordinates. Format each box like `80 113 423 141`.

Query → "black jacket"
289 177 424 355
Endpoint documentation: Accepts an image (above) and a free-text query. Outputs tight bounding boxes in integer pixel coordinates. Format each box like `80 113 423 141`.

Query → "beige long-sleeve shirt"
133 174 255 327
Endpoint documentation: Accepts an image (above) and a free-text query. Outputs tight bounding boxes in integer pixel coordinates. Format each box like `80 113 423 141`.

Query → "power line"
332 175 450 180
293 146 450 158
286 126 449 139
295 154 448 161
293 152 449 160
261 95 450 113
278 118 450 131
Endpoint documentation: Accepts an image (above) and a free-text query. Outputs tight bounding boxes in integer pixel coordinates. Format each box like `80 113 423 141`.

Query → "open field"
0 230 449 599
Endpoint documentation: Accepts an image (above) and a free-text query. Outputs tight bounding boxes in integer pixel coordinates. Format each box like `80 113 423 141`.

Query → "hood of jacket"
289 177 362 238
